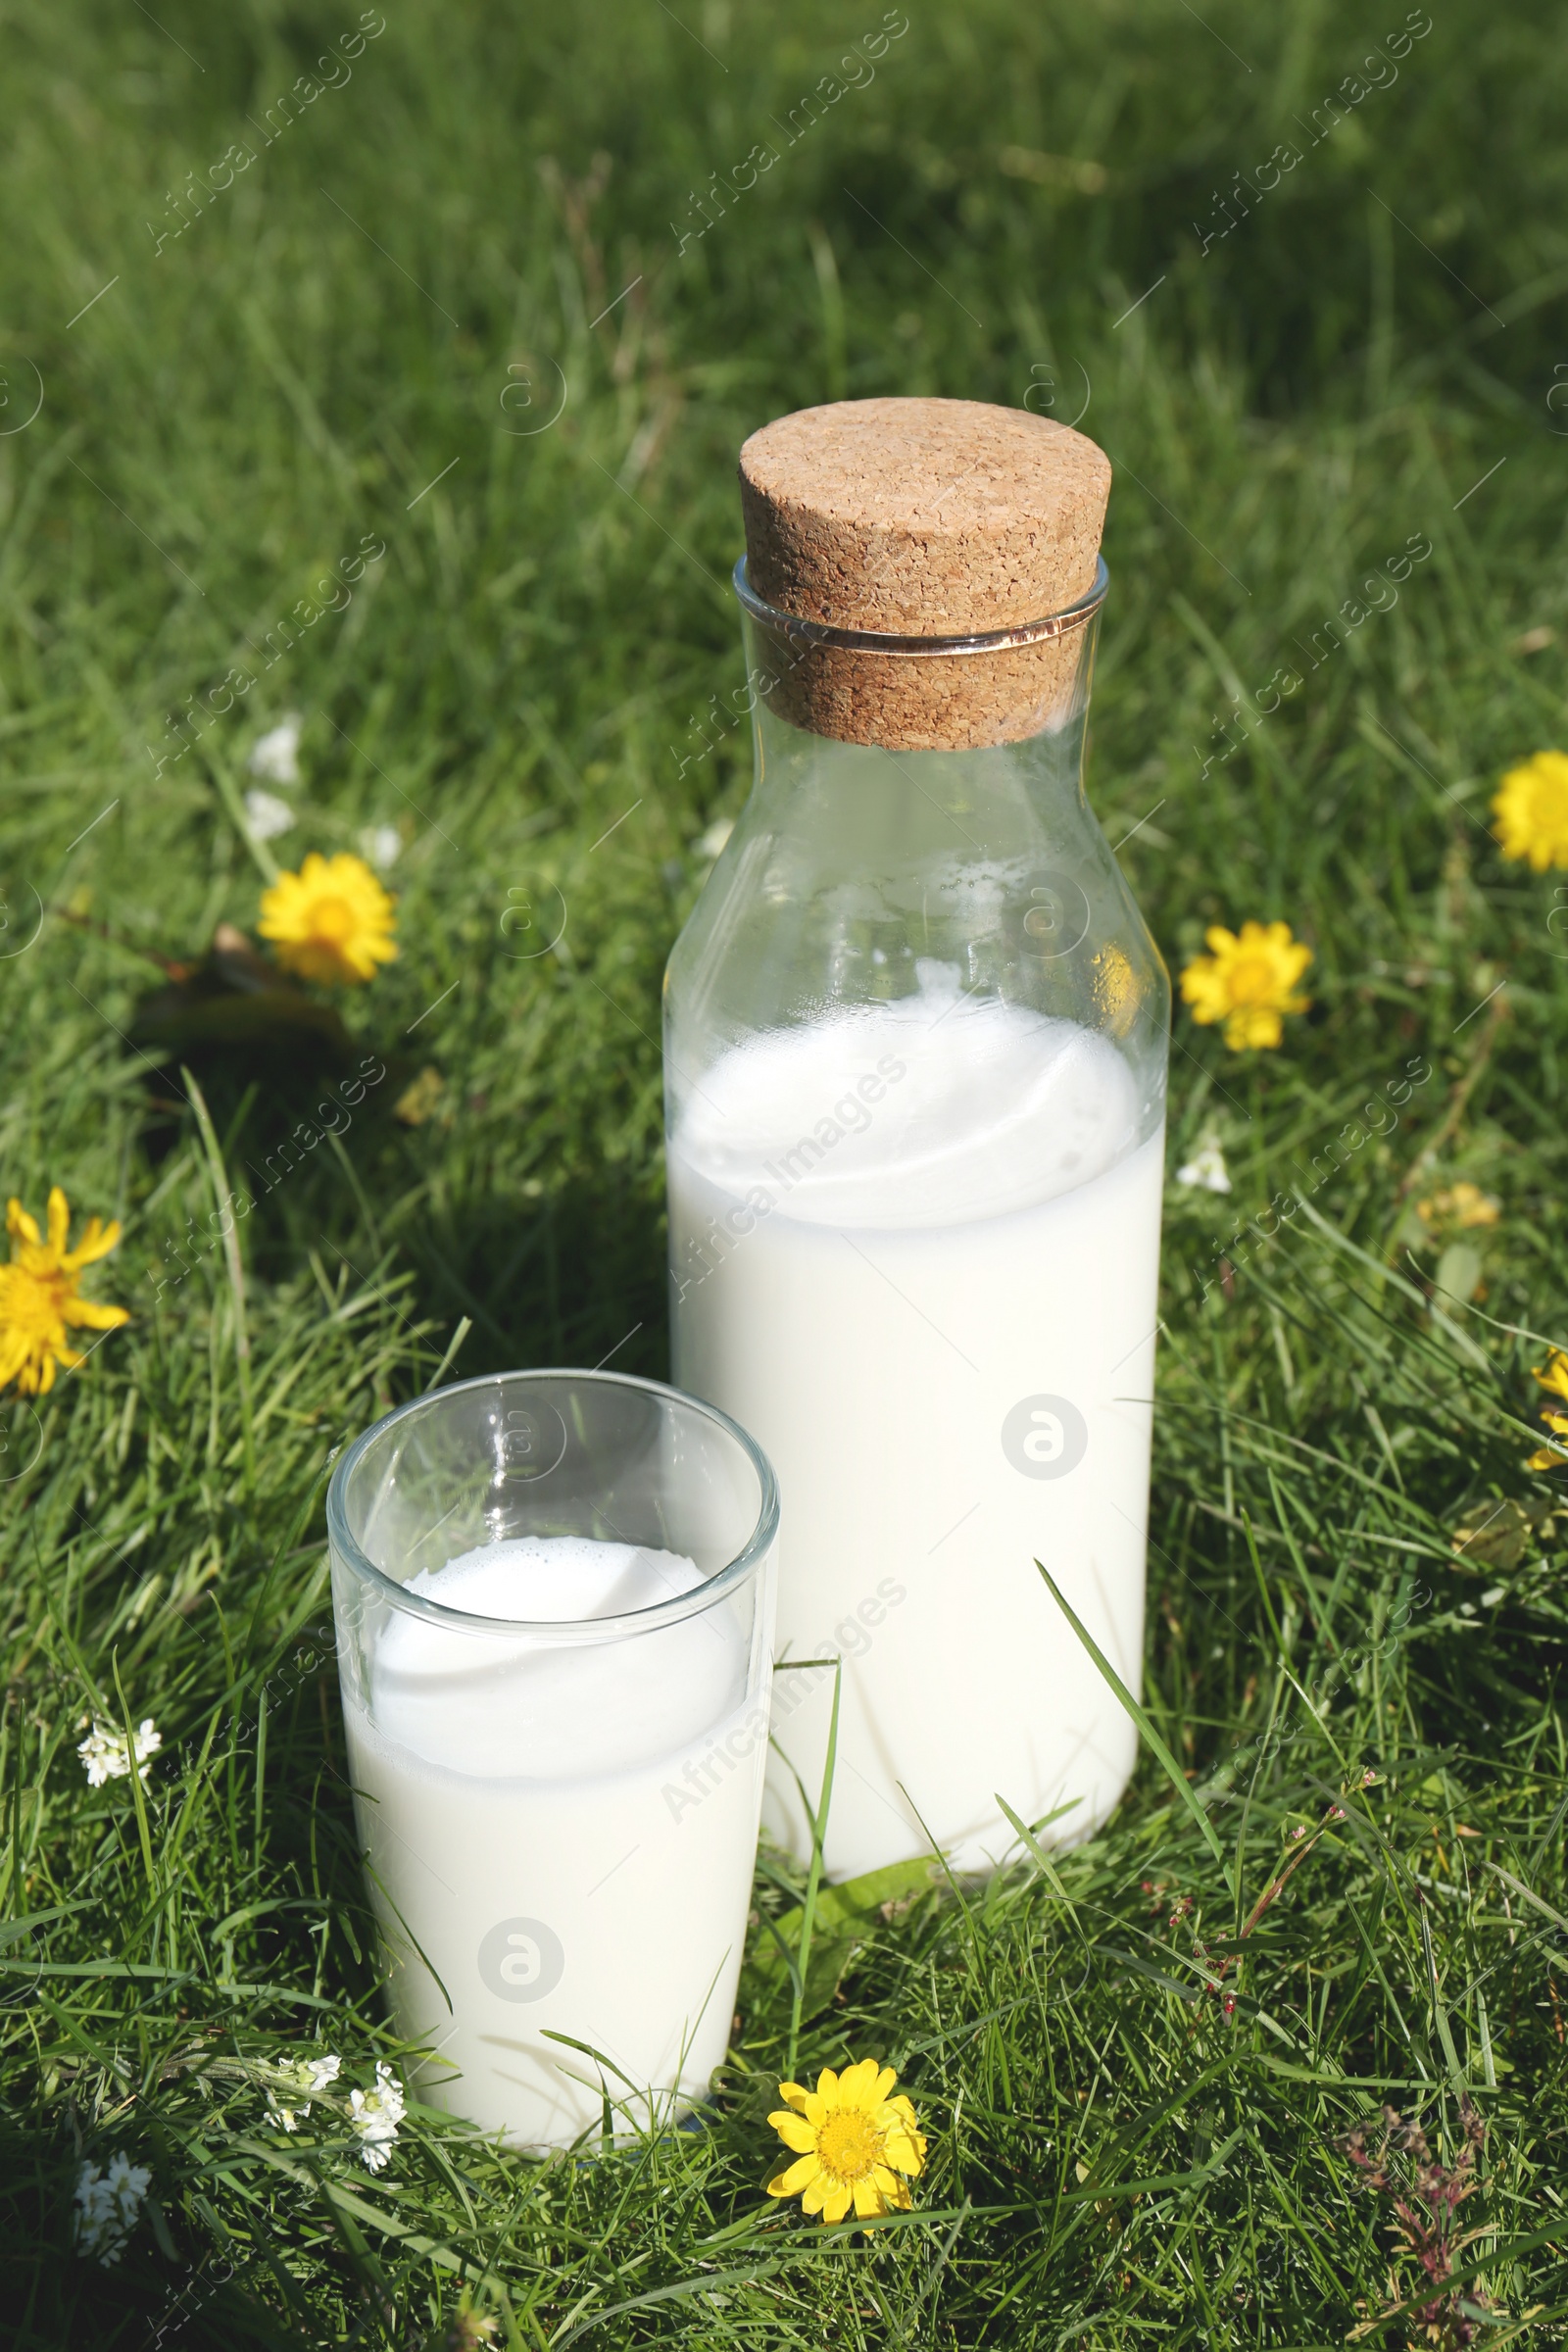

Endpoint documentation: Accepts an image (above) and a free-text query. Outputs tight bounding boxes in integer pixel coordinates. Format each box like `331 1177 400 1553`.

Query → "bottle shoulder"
667 780 1168 1060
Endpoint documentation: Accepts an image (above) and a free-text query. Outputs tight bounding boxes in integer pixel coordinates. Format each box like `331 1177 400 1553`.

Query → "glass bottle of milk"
665 399 1169 1882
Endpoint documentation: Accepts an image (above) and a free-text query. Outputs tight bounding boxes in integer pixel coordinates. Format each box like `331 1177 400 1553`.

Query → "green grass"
3 0 1568 2340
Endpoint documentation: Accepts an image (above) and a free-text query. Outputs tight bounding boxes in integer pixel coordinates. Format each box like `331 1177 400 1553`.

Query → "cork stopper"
738 398 1111 750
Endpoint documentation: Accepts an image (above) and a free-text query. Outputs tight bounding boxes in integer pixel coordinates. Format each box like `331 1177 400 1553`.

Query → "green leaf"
1433 1241 1484 1307
1449 1495 1533 1572
745 1856 940 2023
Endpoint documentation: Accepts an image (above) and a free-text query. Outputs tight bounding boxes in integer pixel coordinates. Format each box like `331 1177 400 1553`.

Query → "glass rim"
733 552 1108 658
325 1366 779 1642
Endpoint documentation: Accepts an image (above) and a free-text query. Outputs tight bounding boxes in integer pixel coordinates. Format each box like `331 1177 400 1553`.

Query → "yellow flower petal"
62 1216 122 1272
46 1189 70 1255
879 2105 927 2164
837 2059 884 2108
767 2153 821 2198
1223 1004 1284 1053
768 2113 819 2154
852 2176 883 2219
7 1200 39 1248
818 2180 855 2225
62 1298 131 1332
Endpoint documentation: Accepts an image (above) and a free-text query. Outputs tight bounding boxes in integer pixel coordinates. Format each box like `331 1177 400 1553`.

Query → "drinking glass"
327 1368 777 2149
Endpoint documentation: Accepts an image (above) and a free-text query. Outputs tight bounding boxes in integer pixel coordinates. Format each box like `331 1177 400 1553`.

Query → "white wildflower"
243 787 296 843
266 2051 342 2132
247 712 303 786
77 1716 162 1788
694 816 733 861
360 822 403 871
1176 1137 1231 1194
349 2061 406 2173
74 2151 151 2265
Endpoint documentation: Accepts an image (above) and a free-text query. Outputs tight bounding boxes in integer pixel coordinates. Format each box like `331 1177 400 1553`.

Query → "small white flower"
1176 1138 1231 1194
694 816 733 861
74 2152 151 2265
266 2050 342 2131
244 787 297 843
360 823 402 871
247 712 303 786
77 1716 162 1788
349 2062 406 2173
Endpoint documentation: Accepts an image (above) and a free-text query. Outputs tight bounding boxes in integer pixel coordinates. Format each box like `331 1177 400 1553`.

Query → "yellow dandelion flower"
1416 1182 1500 1232
766 2059 926 2226
1179 919 1313 1053
1526 1351 1568 1470
258 852 398 987
1527 1414 1568 1473
1493 750 1568 871
0 1188 129 1396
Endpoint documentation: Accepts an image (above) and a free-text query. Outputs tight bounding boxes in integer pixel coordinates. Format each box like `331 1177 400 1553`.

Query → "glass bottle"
664 402 1169 1882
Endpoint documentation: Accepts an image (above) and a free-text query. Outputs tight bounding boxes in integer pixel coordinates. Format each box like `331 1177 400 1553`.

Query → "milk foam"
406 1535 707 1622
372 1539 731 1780
676 962 1141 1228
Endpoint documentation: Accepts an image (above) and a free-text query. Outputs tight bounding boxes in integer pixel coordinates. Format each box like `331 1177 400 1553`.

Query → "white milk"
342 1537 768 2148
668 966 1163 1880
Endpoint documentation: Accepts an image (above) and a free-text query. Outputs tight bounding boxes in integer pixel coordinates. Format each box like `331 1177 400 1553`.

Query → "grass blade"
1035 1560 1233 1889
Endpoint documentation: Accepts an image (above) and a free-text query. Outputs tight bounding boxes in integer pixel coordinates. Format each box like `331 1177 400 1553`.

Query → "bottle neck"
664 588 1166 1144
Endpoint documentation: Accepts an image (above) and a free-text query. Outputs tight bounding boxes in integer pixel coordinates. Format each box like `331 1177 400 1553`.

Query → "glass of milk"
665 400 1169 1885
326 1369 777 2150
